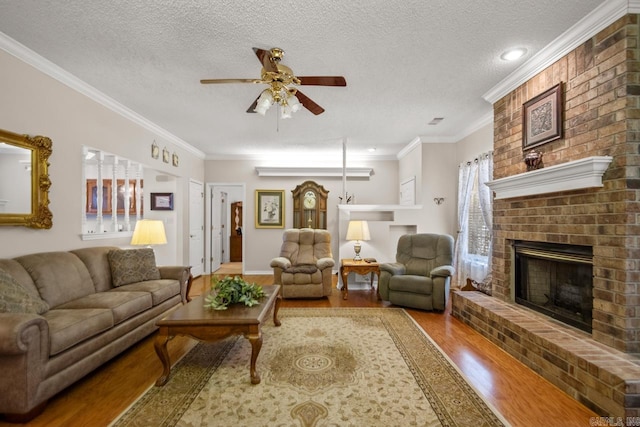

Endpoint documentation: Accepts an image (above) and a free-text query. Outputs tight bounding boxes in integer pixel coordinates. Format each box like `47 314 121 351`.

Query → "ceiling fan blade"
297 76 347 86
252 47 278 73
246 96 259 113
295 91 325 115
200 78 261 84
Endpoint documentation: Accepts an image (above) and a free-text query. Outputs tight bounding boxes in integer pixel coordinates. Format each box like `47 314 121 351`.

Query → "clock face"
303 191 316 209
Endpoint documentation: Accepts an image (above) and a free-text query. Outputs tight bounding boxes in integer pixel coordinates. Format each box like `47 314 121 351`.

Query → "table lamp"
131 219 167 248
346 220 370 261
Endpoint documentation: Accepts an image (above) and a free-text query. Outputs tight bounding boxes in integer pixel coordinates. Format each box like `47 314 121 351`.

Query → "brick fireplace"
452 14 640 416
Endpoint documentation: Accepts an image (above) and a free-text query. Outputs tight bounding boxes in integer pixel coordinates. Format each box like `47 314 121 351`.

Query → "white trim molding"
486 156 613 200
483 0 634 104
0 31 205 159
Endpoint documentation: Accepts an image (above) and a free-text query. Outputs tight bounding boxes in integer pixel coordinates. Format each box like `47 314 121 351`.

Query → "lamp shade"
346 220 371 241
130 220 167 246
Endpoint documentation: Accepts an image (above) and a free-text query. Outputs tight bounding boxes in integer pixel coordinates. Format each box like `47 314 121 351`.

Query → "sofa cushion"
42 308 114 356
0 259 39 296
71 246 118 292
0 268 49 314
112 279 179 306
108 248 161 287
56 291 152 324
15 252 95 308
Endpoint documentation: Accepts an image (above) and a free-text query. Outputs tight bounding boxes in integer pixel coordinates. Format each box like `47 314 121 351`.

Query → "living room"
2 1 638 425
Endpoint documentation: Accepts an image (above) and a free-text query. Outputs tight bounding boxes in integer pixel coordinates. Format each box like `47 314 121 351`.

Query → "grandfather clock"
292 180 329 229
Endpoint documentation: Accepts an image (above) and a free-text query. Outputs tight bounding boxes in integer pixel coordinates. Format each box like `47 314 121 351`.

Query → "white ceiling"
0 0 612 161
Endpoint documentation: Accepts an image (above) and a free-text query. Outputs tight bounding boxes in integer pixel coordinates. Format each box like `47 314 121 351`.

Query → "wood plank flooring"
0 274 598 427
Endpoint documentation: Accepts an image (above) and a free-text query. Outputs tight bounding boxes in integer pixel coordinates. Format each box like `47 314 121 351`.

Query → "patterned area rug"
112 308 509 427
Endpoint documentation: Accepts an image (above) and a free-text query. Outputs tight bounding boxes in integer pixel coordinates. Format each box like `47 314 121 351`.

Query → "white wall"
0 49 204 263
456 123 493 164
420 143 458 236
205 159 400 273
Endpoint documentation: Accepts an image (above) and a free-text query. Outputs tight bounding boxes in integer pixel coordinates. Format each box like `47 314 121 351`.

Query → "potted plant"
204 275 265 310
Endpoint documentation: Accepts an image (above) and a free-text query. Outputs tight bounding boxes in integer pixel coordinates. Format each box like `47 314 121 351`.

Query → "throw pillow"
108 248 161 287
0 268 49 314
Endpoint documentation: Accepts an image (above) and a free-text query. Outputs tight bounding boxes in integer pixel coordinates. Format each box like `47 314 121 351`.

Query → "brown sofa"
0 246 190 421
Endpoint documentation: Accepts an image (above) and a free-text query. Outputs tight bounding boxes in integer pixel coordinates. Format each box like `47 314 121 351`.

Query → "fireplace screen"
514 241 593 333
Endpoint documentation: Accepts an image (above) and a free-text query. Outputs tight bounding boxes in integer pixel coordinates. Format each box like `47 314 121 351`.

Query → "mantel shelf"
337 204 423 211
486 156 613 200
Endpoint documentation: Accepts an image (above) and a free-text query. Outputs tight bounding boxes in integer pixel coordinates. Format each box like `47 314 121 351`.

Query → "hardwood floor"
0 274 598 427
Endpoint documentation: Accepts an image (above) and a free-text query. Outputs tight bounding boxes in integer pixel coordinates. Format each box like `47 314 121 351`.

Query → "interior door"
210 188 226 272
188 180 204 277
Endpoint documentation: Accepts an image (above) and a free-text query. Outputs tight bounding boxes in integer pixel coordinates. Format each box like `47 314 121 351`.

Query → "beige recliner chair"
378 233 455 311
270 228 334 298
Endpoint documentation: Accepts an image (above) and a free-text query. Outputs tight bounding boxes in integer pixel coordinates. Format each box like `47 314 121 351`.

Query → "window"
468 174 491 257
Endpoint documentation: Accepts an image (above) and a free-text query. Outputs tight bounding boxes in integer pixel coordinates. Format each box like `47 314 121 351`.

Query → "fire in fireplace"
513 241 593 333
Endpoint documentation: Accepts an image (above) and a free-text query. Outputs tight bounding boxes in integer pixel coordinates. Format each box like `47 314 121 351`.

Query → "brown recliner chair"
270 228 334 298
378 233 455 311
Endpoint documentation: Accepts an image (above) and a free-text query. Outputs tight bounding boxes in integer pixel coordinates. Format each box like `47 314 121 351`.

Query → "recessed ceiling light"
500 48 527 61
367 147 376 152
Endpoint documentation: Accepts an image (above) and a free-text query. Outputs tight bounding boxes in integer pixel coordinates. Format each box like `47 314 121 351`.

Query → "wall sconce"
433 197 445 205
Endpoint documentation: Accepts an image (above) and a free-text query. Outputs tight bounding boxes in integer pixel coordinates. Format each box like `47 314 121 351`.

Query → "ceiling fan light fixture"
287 92 301 113
254 90 274 115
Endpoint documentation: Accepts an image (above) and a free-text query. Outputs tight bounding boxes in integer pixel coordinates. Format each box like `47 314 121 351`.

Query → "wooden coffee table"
154 284 281 386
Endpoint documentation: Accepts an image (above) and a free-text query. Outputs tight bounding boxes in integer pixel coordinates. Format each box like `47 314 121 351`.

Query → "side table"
340 258 380 300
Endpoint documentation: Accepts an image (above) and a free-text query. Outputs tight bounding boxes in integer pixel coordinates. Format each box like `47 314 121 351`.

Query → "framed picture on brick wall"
522 83 563 150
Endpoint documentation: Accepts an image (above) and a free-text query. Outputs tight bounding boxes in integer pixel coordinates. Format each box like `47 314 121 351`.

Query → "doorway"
206 183 245 275
188 179 205 277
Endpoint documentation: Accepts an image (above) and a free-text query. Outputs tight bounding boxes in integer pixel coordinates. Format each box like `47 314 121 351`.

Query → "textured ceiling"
0 0 606 161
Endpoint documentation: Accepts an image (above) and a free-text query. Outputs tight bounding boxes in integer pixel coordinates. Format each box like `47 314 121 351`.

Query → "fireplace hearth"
513 241 593 333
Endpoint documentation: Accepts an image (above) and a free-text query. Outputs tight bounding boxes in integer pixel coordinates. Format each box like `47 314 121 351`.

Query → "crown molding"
396 137 422 160
0 31 205 159
483 0 633 104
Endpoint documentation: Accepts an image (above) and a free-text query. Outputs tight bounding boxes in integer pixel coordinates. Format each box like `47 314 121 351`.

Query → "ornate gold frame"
0 128 52 229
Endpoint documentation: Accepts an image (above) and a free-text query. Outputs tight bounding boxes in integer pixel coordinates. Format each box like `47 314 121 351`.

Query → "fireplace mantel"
486 156 613 199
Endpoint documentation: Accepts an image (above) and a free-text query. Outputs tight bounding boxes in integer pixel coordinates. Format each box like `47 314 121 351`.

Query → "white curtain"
454 151 494 288
453 159 476 288
477 152 494 283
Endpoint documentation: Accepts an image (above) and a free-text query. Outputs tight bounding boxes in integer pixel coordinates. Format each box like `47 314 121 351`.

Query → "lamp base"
353 242 362 261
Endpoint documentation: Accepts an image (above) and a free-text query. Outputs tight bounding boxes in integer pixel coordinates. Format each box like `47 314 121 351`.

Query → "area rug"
112 308 509 427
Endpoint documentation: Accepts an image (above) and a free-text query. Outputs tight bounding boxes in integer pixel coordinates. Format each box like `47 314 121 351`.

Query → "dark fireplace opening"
514 241 593 333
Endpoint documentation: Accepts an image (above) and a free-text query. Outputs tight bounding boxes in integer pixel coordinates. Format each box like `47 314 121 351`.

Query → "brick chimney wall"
491 15 640 353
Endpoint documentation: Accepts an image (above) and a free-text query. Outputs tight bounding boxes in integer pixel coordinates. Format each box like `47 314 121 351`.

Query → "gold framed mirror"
0 128 52 229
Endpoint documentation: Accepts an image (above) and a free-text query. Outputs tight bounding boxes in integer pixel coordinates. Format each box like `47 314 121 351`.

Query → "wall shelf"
255 166 373 178
486 156 613 200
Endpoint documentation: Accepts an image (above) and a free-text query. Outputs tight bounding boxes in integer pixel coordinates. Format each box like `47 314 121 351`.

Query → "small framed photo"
522 83 563 150
162 148 170 163
150 192 173 211
172 152 179 167
255 190 284 228
151 141 159 159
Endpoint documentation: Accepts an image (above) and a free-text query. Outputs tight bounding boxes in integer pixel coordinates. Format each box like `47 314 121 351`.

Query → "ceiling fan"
200 47 346 117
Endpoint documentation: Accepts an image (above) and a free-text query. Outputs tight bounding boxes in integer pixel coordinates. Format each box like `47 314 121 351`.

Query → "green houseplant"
204 275 265 310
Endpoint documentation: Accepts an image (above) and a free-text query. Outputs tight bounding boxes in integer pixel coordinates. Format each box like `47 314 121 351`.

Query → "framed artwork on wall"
522 83 563 150
255 189 284 228
150 192 173 211
151 141 159 159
